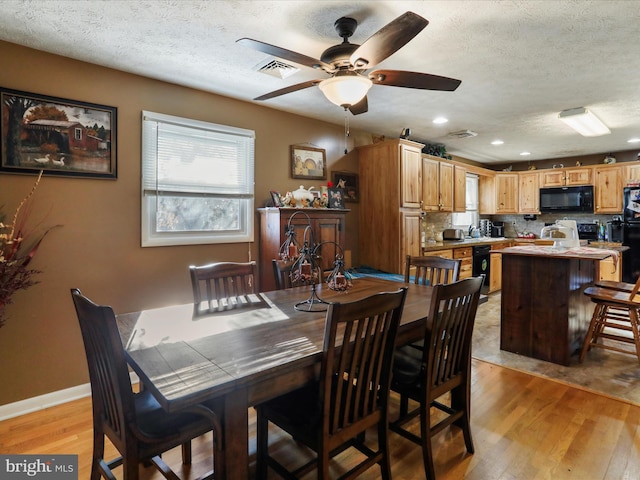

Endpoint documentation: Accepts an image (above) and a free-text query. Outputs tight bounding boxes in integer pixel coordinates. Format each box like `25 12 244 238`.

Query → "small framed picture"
328 188 345 209
291 145 326 180
270 190 283 207
331 171 359 202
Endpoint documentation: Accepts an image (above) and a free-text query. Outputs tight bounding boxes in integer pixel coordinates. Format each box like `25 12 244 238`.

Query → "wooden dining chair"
256 287 408 480
389 276 484 480
70 289 224 480
272 258 323 290
189 261 258 315
579 275 640 363
405 254 461 286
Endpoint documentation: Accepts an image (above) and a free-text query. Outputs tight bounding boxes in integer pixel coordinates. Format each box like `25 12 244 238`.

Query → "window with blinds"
141 111 255 246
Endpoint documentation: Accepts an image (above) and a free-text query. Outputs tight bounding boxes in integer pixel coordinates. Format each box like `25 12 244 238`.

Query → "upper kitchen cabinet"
625 163 640 182
400 142 424 208
541 166 592 187
422 155 453 212
495 173 519 213
358 139 425 274
594 164 623 213
518 171 540 213
454 164 467 212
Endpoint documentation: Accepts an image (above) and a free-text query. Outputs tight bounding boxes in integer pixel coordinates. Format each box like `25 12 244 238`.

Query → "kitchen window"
452 173 479 229
141 111 255 247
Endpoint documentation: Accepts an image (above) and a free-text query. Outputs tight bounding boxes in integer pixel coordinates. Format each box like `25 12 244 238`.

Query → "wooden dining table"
117 276 433 479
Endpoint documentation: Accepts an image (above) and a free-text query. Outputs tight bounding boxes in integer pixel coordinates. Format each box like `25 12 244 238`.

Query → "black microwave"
539 185 594 213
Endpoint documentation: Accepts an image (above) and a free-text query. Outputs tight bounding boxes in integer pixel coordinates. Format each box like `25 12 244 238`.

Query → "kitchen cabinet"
358 138 425 274
258 207 347 292
422 155 453 212
454 164 467 212
423 249 454 259
625 163 640 182
495 173 519 213
540 167 592 187
598 255 622 282
453 246 473 279
518 171 539 213
489 241 511 293
594 165 623 213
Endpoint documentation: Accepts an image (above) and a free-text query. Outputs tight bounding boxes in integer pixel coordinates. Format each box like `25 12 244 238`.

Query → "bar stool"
580 277 640 362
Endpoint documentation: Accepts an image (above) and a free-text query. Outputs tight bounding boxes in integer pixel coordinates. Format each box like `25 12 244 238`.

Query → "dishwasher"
472 245 491 293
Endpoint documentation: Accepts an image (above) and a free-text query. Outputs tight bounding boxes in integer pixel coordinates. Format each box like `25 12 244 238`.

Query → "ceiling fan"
237 11 461 115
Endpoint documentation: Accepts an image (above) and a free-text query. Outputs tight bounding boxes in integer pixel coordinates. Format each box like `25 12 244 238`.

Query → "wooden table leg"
223 388 249 479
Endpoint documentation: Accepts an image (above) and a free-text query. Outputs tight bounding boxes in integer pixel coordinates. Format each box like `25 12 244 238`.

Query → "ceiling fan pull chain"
344 108 350 154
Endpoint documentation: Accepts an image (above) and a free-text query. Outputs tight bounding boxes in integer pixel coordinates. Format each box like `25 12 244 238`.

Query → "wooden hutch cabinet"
257 207 348 292
357 138 425 275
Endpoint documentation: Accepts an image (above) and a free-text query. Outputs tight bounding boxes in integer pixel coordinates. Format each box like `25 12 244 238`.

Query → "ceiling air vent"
254 59 299 79
447 130 478 139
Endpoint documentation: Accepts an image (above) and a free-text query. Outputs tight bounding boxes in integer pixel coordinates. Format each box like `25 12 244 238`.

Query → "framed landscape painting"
0 87 117 179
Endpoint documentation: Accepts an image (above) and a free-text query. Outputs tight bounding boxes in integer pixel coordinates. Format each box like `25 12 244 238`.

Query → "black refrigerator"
622 187 640 283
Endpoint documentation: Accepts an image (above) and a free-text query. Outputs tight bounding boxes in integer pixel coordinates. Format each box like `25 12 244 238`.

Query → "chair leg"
181 441 192 464
630 309 640 363
579 303 605 362
419 400 437 480
91 430 105 480
377 418 392 480
256 407 269 480
399 393 409 417
451 385 474 454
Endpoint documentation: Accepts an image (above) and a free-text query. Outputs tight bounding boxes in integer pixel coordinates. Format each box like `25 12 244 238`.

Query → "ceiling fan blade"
237 38 334 72
253 80 322 101
348 96 368 115
370 69 461 91
349 12 429 69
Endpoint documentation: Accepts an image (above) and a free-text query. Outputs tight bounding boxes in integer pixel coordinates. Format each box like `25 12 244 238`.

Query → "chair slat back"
424 276 483 396
405 255 461 286
190 261 257 315
71 289 134 448
321 288 407 436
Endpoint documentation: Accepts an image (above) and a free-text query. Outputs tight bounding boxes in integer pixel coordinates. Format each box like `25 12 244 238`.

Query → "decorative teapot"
291 185 315 204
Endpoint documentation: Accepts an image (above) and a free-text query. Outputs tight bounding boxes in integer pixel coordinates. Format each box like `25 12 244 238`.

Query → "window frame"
141 111 255 247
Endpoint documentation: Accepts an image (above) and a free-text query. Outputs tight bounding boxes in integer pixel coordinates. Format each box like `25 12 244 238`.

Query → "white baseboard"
0 373 140 422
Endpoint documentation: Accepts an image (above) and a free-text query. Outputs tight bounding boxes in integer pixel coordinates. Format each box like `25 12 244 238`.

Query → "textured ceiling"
1 0 639 164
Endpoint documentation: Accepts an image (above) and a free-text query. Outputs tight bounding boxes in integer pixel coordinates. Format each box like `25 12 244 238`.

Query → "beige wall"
0 41 366 405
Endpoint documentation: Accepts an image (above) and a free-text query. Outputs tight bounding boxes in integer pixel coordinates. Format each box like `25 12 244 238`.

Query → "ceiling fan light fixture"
319 73 372 108
558 107 610 137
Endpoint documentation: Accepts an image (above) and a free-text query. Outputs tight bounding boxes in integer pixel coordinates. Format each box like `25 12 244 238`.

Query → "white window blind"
141 111 255 247
452 173 479 229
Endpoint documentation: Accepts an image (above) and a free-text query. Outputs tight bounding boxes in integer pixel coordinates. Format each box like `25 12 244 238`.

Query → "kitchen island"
496 245 621 366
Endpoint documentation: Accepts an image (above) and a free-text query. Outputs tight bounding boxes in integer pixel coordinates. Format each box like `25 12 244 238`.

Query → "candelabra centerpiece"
278 211 353 311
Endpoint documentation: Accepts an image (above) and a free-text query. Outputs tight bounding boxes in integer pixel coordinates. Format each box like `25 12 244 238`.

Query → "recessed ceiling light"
491 140 504 145
628 138 640 143
520 151 531 156
433 117 448 124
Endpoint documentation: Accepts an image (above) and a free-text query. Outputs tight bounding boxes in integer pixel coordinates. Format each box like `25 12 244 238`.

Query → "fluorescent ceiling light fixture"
628 138 640 143
520 151 531 156
491 140 504 145
433 117 448 124
319 72 372 107
558 107 610 137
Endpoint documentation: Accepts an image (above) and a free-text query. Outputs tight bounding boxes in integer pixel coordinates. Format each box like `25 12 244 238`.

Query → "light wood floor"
2 359 639 479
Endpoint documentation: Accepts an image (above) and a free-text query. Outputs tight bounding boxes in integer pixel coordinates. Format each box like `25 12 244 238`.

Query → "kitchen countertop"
422 237 510 252
422 237 625 253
